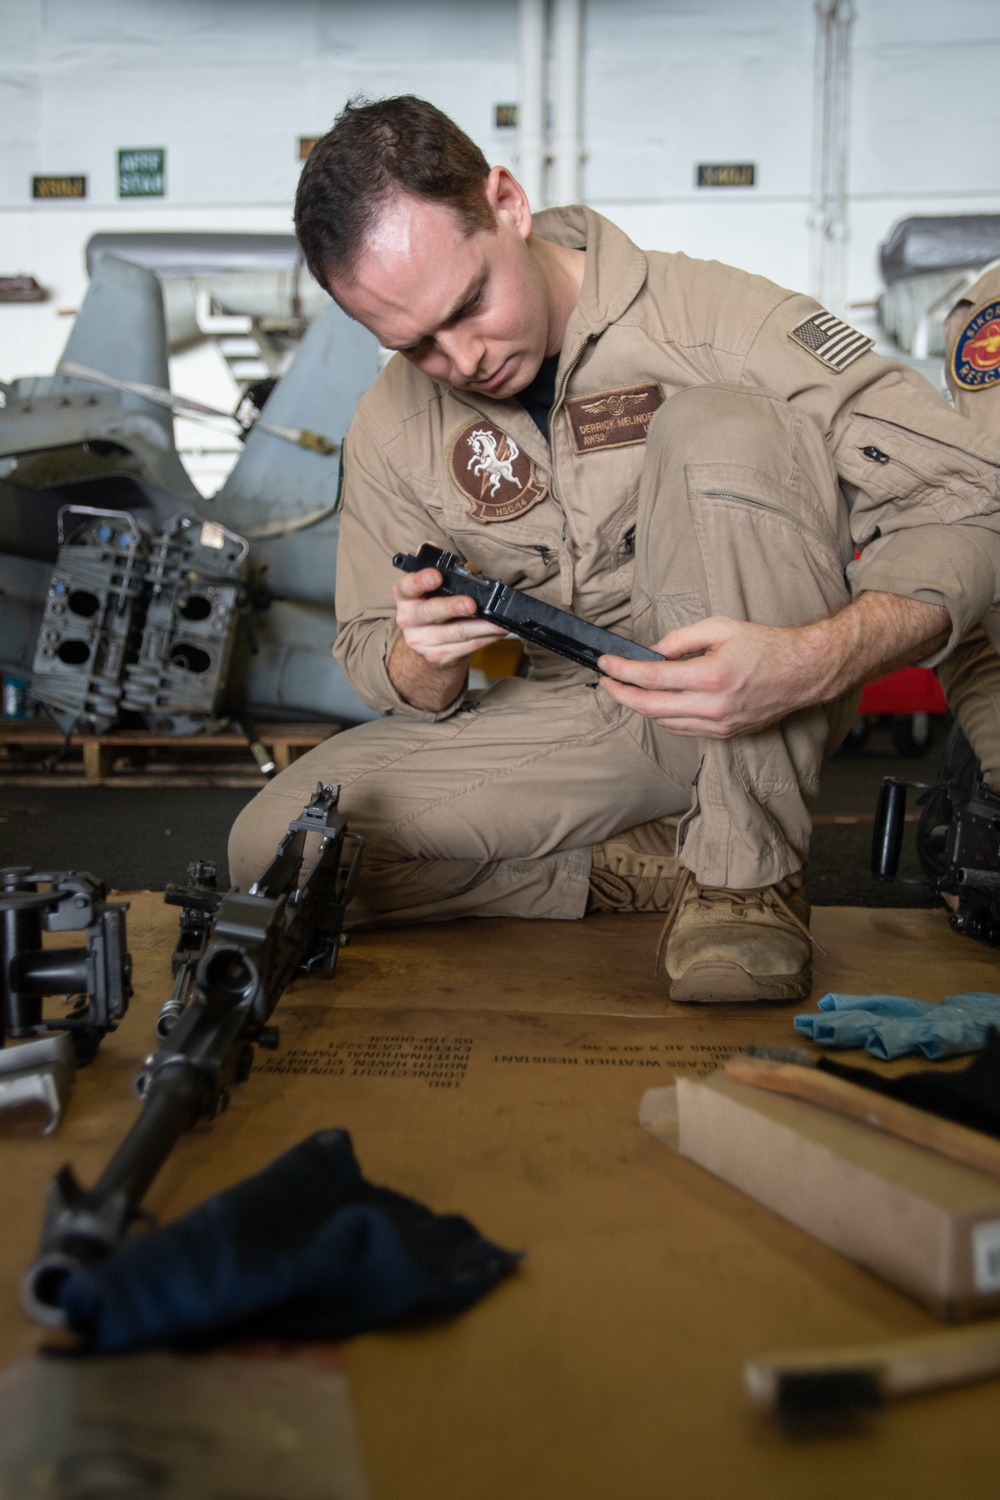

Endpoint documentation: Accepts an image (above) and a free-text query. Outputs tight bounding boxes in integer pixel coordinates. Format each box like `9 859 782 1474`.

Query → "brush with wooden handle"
745 1318 1000 1423
723 1053 1000 1182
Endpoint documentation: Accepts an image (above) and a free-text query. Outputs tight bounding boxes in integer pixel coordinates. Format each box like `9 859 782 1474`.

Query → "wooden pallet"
0 718 340 781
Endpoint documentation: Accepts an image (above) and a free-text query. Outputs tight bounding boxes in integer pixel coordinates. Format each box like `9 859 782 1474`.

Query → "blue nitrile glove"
58 1129 521 1354
794 992 1000 1060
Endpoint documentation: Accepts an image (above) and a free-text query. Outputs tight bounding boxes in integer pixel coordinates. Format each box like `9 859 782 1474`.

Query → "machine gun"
393 542 666 674
22 782 363 1326
871 726 1000 946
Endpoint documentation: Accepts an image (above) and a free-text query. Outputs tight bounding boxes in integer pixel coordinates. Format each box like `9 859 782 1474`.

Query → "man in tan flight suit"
229 96 1000 1003
935 263 1000 784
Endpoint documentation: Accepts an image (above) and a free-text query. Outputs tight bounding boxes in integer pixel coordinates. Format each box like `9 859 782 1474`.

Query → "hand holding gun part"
393 542 665 673
22 783 363 1327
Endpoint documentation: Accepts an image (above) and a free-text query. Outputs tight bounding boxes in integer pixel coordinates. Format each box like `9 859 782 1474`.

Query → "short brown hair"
294 95 494 289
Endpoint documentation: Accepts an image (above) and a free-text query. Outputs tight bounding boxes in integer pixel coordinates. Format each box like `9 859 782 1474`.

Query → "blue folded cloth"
59 1129 521 1354
794 991 1000 1060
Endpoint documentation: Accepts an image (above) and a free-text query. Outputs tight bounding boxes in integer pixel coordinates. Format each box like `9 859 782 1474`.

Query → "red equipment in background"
854 666 948 755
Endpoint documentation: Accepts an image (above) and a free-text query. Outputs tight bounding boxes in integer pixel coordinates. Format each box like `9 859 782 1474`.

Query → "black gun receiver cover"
393 543 665 674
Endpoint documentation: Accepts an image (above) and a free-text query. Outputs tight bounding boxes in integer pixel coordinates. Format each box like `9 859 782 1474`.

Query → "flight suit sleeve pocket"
837 385 1000 536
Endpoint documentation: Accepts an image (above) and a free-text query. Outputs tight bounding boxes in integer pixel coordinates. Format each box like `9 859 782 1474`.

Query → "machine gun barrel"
22 783 362 1327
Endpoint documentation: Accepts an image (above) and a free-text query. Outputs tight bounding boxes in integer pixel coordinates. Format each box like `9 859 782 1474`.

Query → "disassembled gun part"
393 542 665 674
873 774 1000 947
0 1032 76 1135
0 868 132 1064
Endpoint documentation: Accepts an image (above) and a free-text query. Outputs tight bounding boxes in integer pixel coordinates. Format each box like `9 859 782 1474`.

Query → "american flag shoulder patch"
788 311 874 372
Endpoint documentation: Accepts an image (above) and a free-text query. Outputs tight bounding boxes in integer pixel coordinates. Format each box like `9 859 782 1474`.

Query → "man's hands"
387 574 952 727
598 592 951 738
388 565 506 711
598 615 823 737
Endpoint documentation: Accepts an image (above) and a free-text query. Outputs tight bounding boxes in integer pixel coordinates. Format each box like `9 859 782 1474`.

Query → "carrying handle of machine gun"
871 776 935 881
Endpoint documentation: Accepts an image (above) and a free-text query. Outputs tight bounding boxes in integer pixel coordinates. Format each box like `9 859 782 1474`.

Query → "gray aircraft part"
159 274 331 352
0 253 381 728
86 232 303 279
881 215 1000 285
120 513 250 735
0 555 47 672
206 301 381 607
37 256 194 496
32 509 150 735
228 597 376 725
84 232 330 352
0 254 198 562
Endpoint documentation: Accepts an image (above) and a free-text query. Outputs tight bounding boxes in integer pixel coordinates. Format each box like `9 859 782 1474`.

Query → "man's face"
326 171 555 400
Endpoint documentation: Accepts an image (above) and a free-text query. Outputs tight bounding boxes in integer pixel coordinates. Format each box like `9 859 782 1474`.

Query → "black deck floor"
0 719 944 906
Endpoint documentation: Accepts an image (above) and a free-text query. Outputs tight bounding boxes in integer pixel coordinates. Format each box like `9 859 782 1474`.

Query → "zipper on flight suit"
705 490 840 556
472 535 554 564
548 332 593 609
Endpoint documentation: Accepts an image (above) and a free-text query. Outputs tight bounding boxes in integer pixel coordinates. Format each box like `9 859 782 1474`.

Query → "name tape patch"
789 312 874 373
951 300 1000 392
565 383 664 454
447 419 547 523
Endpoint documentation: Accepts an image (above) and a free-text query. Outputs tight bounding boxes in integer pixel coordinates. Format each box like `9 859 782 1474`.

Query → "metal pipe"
808 0 855 315
518 0 549 209
552 0 583 206
827 0 855 317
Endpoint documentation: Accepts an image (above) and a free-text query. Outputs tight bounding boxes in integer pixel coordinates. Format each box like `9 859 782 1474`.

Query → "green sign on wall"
118 148 165 198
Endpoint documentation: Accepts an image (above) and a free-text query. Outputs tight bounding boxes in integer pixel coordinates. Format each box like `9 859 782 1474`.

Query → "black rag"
58 1129 521 1354
821 1024 1000 1138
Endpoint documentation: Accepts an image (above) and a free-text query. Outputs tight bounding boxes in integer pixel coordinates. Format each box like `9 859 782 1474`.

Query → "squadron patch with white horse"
448 419 548 522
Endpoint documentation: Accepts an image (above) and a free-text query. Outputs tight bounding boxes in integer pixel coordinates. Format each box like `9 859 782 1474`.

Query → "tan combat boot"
658 869 814 1003
587 816 684 913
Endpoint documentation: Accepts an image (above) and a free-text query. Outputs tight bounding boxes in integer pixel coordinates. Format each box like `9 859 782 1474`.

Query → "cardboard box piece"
666 1071 1000 1321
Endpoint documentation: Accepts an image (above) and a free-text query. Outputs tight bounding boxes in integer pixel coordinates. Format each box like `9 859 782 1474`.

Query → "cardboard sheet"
2 897 1000 1498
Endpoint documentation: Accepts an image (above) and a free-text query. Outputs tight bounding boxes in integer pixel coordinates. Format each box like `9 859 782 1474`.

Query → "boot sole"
669 962 810 1004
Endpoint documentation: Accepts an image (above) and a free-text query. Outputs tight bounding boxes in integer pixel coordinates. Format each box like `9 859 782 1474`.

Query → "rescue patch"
951 300 1000 391
565 383 664 455
447 420 547 523
788 312 874 372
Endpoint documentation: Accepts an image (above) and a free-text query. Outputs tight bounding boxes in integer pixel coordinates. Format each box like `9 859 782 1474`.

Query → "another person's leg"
632 385 859 1000
935 625 1000 786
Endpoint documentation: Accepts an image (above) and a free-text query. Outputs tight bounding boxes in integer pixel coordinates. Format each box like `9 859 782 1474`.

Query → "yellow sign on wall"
696 163 756 188
32 175 87 199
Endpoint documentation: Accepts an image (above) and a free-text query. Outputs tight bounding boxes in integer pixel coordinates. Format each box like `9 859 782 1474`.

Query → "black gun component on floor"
393 542 664 674
22 783 363 1327
872 734 1000 947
